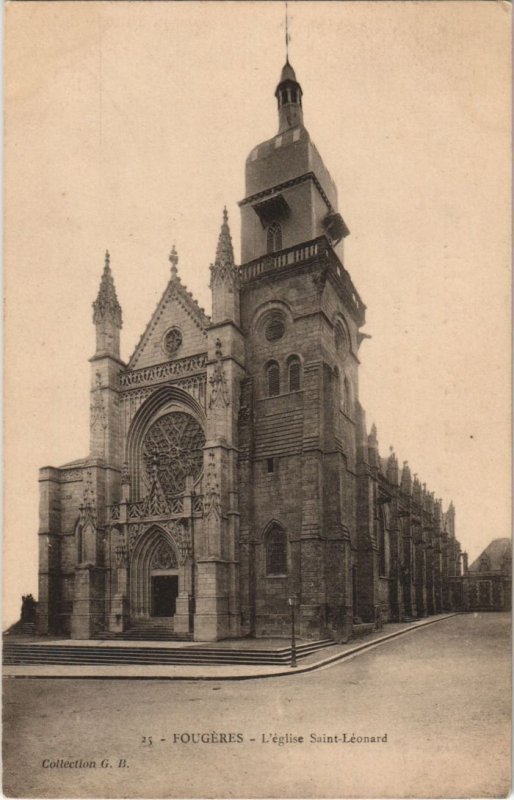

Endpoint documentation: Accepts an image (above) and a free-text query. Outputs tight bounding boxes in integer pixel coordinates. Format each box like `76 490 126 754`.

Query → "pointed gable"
128 248 210 370
469 538 512 573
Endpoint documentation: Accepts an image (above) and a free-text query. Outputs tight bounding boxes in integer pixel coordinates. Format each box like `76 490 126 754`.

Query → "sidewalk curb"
3 614 460 682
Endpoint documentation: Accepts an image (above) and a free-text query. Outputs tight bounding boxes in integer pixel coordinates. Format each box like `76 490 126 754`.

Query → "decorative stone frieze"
120 353 207 389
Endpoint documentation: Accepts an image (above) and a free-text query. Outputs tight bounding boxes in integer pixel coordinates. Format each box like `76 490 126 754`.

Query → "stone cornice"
239 171 334 214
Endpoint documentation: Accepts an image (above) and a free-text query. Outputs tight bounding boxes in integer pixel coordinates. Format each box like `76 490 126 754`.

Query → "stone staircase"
3 638 335 667
99 618 193 642
3 622 37 637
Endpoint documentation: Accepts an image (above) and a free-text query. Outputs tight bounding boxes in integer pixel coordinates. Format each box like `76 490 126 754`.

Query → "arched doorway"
130 526 180 621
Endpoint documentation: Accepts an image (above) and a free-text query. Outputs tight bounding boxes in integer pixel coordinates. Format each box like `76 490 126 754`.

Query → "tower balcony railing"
239 235 365 323
240 238 321 281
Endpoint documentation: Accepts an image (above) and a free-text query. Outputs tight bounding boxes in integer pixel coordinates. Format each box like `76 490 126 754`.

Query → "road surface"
3 612 511 798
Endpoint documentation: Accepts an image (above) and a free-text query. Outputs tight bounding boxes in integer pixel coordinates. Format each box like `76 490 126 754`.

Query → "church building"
37 60 465 642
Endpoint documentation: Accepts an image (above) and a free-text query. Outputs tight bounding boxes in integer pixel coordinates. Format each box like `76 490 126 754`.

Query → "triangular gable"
128 276 210 370
469 538 512 573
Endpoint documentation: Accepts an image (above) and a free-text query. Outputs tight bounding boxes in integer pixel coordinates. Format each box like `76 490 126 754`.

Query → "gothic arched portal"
130 526 180 620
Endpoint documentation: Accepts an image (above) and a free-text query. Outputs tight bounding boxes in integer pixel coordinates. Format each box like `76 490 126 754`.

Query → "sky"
4 1 511 627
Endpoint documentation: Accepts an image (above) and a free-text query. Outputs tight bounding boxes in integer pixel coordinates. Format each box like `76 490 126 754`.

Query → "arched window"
334 366 341 404
288 356 301 392
267 361 280 397
266 524 287 576
343 376 352 414
335 320 349 359
267 222 282 254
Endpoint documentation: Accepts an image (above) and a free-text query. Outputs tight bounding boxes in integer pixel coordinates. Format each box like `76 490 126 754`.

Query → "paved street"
3 613 511 798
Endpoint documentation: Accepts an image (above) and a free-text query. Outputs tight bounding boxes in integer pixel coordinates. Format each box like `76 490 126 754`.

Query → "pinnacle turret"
210 208 240 325
92 250 122 358
401 461 412 494
93 251 122 329
386 447 399 486
412 474 422 504
367 422 379 468
212 207 236 277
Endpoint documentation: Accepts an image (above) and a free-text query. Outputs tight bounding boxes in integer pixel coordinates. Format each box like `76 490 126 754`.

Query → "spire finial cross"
285 1 290 61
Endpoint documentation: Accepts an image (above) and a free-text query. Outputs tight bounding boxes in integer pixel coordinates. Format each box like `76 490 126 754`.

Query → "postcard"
3 2 511 798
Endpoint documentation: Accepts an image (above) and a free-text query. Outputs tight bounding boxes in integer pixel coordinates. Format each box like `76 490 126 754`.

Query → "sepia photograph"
3 1 511 798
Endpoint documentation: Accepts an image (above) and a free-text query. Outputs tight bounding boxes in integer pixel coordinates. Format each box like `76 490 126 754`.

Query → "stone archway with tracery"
141 410 205 499
124 386 207 504
130 525 182 620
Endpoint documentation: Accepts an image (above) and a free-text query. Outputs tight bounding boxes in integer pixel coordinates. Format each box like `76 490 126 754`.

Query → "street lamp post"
288 594 298 668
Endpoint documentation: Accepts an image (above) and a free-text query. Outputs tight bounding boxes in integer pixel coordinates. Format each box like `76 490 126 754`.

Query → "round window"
265 317 285 342
163 327 182 357
142 411 206 496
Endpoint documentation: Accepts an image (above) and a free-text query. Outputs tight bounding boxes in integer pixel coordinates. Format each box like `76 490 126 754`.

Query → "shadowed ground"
3 612 511 798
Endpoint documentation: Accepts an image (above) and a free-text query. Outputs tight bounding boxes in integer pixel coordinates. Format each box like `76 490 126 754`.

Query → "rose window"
264 312 286 342
142 412 205 496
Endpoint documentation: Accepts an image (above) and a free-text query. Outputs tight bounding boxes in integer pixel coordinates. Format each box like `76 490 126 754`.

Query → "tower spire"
213 206 236 273
285 1 290 62
92 250 122 357
93 250 122 329
210 207 239 324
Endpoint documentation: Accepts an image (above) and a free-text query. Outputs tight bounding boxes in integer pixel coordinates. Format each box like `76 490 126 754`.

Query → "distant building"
462 539 511 611
37 60 465 642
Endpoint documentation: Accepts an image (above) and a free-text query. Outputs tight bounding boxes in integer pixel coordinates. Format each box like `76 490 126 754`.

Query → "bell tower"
236 57 367 641
239 60 349 265
275 59 304 133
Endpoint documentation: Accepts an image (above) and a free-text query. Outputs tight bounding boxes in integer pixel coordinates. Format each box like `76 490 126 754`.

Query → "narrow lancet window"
267 362 280 397
266 525 287 575
288 357 301 392
267 222 282 253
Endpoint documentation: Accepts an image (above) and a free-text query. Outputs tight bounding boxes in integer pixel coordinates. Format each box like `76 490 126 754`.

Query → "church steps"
3 639 335 667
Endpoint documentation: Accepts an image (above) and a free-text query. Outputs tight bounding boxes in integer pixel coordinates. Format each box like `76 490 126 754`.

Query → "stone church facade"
37 61 465 642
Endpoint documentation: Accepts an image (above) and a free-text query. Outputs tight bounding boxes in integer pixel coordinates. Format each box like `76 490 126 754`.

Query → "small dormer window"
267 222 282 254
